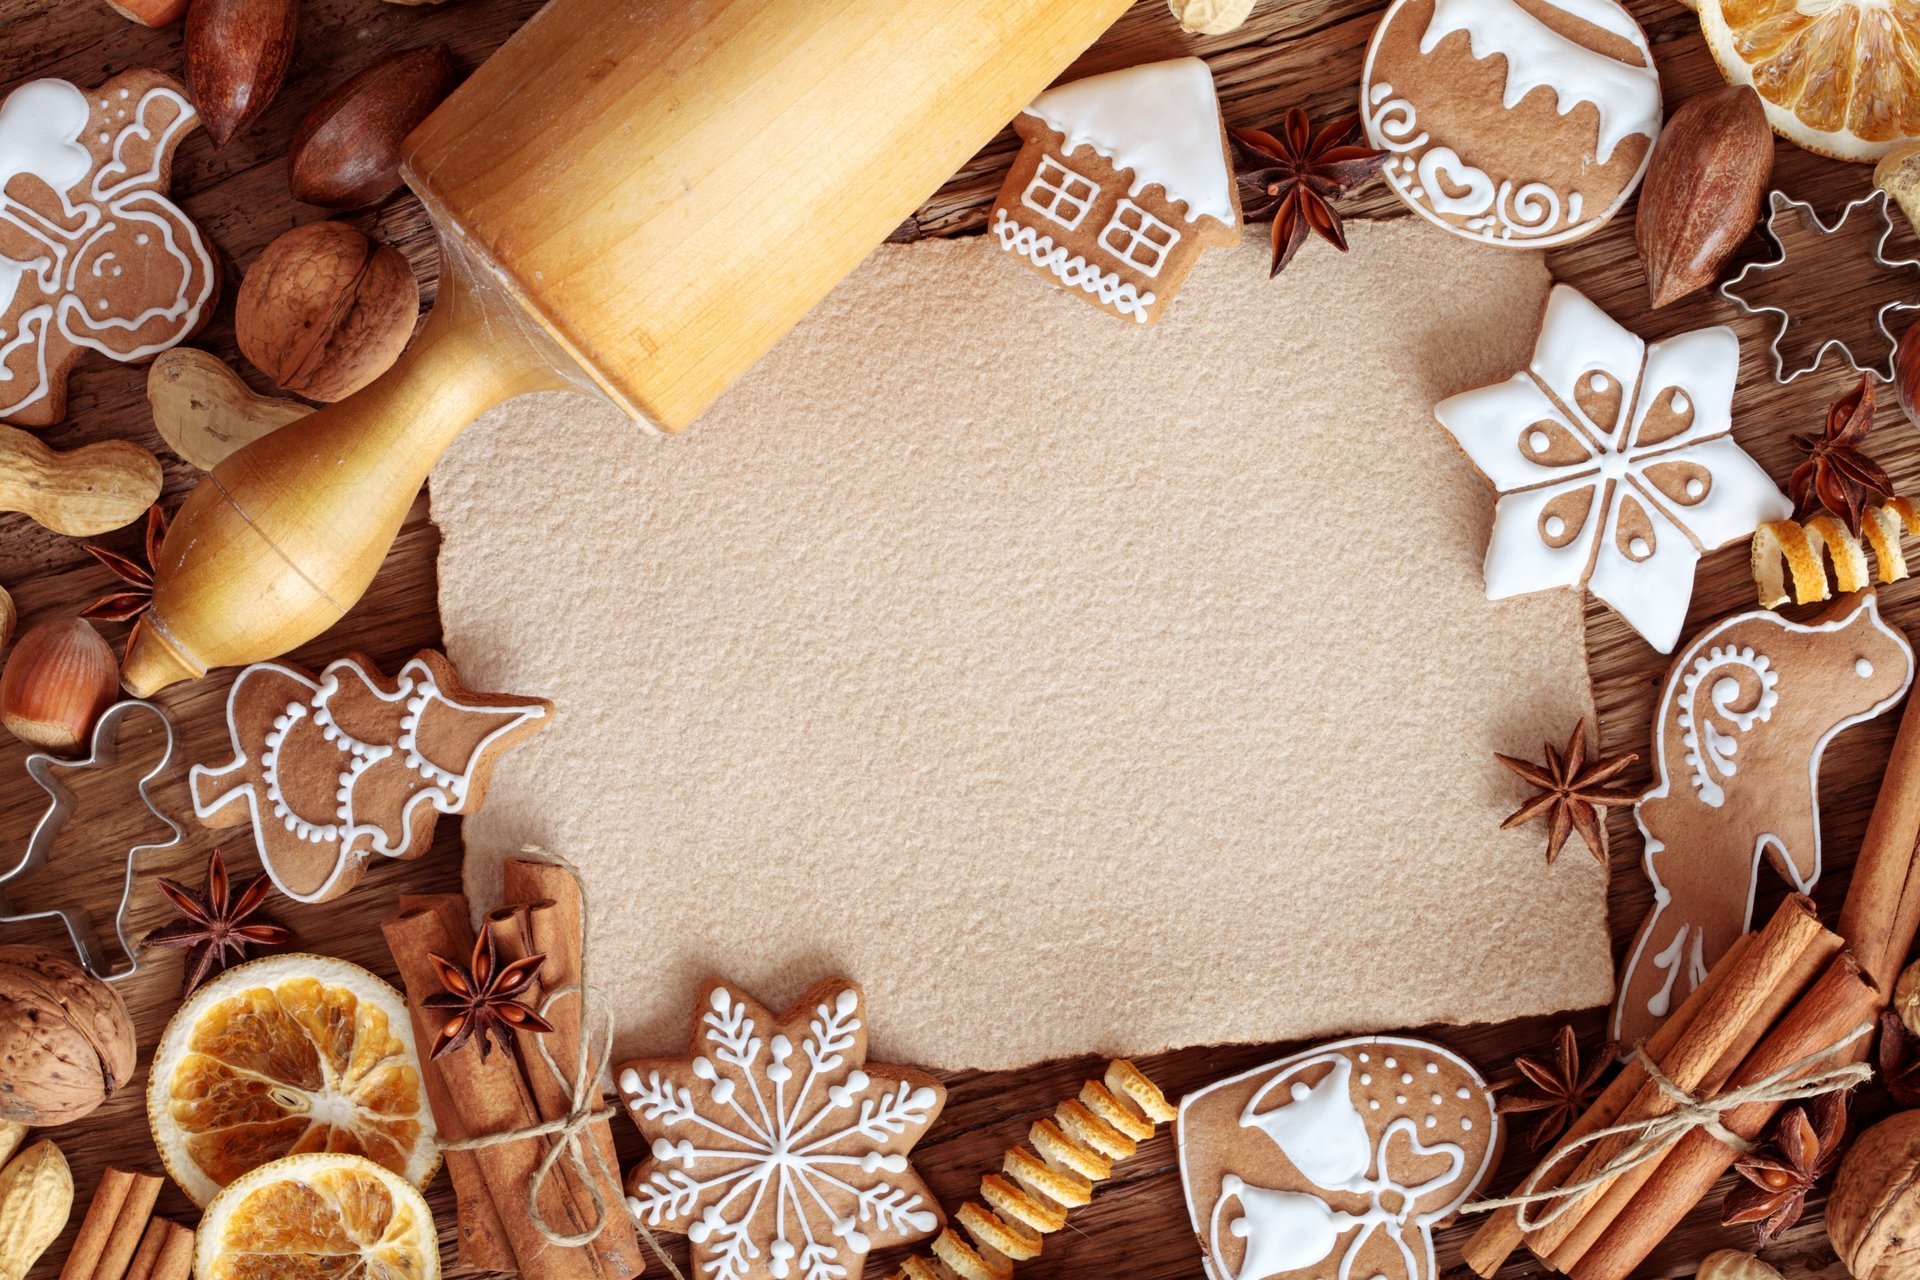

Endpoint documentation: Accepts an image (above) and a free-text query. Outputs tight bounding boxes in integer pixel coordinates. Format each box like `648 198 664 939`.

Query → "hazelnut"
0 619 118 754
235 222 420 402
1829 1111 1920 1280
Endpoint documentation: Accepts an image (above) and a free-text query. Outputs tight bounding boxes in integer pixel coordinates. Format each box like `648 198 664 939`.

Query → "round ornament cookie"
1360 0 1662 246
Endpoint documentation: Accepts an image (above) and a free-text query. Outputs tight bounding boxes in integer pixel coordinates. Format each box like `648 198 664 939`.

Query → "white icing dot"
120 88 130 99
1431 1094 1444 1105
1456 1087 1470 1099
1369 1100 1380 1110
1400 1073 1413 1085
1628 536 1651 558
1384 1058 1397 1068
1396 1095 1407 1104
1462 1118 1474 1130
1359 1053 1369 1063
1425 1116 1437 1128
1589 372 1609 392
136 234 149 246
95 299 107 310
97 132 108 144
1426 1063 1439 1074
1685 478 1705 499
1360 1074 1372 1085
1527 429 1551 453
1858 658 1875 677
1671 389 1689 413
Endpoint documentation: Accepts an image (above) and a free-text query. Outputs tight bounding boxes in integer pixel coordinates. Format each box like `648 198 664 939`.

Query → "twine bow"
438 847 689 1280
1463 1022 1874 1232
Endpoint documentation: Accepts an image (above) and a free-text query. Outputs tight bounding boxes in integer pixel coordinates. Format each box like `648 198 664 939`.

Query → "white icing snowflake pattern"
1435 285 1791 654
618 980 945 1280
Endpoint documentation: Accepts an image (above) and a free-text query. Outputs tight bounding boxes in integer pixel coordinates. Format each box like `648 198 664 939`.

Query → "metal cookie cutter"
0 699 183 981
1721 188 1920 384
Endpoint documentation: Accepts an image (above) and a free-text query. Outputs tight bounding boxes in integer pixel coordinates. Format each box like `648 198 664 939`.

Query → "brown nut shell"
184 0 300 147
1636 85 1773 309
0 945 137 1126
235 222 420 402
103 0 190 24
1829 1111 1920 1280
0 619 118 754
289 46 457 209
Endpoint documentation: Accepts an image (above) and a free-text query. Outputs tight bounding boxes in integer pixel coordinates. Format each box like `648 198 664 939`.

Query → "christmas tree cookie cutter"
1720 189 1920 384
0 699 183 981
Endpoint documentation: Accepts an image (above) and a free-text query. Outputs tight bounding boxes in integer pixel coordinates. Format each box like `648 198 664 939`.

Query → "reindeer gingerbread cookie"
0 71 217 426
191 650 551 903
1177 1036 1501 1280
1613 592 1912 1049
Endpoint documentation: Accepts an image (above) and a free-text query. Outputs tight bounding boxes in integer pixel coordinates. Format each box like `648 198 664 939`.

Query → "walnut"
1695 1250 1783 1280
235 222 420 403
1829 1111 1920 1280
1895 958 1920 1036
0 946 136 1125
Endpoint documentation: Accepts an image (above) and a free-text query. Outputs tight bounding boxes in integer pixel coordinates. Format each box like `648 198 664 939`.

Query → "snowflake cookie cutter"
0 699 183 981
1720 189 1920 385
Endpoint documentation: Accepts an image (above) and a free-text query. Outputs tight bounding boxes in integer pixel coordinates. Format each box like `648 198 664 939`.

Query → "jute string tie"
1462 1021 1874 1232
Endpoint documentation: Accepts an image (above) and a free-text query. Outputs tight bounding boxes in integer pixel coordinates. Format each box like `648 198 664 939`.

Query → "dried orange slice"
148 954 438 1206
195 1152 439 1280
1699 0 1920 160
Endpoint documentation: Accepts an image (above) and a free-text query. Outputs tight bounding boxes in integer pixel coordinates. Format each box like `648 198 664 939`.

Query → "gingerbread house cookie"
0 71 217 425
990 57 1241 324
1361 0 1662 246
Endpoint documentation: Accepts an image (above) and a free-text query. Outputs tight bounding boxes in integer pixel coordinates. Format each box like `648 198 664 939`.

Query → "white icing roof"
1023 56 1236 227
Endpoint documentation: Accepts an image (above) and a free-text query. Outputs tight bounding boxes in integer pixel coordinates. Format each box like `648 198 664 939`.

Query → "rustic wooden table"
1 0 1912 1277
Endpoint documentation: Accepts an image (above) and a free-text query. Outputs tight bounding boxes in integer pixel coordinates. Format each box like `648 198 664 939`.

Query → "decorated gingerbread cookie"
990 57 1241 324
1435 284 1791 654
1361 0 1661 246
618 978 945 1280
190 650 550 903
1614 592 1912 1048
1178 1036 1500 1280
0 71 217 426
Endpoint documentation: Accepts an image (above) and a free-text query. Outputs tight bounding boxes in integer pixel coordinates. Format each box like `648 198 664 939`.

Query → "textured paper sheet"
433 222 1609 1071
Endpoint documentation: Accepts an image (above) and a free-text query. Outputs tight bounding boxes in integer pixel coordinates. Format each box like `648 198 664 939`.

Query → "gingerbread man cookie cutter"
0 698 183 981
1720 189 1920 385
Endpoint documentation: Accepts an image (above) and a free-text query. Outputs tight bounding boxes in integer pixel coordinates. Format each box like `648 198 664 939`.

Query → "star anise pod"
1496 723 1639 864
1229 109 1388 277
1497 1024 1617 1150
1789 375 1894 534
1722 1090 1850 1243
1877 1008 1920 1108
80 504 167 653
421 924 553 1061
141 848 295 995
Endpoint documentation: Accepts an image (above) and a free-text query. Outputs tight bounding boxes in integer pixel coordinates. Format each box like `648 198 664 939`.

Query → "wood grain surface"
0 0 1911 1278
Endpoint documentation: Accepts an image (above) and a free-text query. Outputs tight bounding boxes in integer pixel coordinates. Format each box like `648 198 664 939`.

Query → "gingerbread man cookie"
0 71 217 426
1613 592 1912 1048
618 978 946 1280
190 650 550 903
1177 1036 1500 1280
1361 0 1661 246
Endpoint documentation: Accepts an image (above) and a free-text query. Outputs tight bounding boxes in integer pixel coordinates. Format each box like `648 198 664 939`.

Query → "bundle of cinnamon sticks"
1466 688 1920 1280
381 855 642 1280
60 1168 192 1280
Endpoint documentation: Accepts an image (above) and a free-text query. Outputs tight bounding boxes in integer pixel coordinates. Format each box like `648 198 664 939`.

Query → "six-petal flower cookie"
1435 285 1791 653
618 979 946 1280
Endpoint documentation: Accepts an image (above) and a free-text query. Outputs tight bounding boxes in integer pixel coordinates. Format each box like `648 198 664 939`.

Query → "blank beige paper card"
433 223 1610 1071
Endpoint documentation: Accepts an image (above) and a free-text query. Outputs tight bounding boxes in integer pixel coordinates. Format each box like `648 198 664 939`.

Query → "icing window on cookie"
1021 156 1099 231
1098 200 1181 277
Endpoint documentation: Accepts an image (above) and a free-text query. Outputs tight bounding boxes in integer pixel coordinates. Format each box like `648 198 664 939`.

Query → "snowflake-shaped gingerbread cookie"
0 71 217 426
1435 285 1790 653
618 979 946 1280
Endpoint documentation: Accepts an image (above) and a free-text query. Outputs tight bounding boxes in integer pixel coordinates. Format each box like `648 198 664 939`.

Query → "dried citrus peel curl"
1751 497 1920 607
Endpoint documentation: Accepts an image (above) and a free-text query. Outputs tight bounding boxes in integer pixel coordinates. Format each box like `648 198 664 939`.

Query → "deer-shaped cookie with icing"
1613 592 1912 1049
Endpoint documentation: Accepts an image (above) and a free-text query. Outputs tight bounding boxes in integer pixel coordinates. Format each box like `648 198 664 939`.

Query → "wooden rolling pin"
122 0 1130 694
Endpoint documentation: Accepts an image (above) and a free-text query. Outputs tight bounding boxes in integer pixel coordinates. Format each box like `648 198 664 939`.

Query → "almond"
184 0 299 147
1635 85 1773 309
289 46 457 209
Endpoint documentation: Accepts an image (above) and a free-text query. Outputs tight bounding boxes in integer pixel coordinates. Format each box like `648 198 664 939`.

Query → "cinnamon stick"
393 893 515 1274
1521 895 1834 1259
1460 932 1752 1277
149 1222 195 1280
122 1216 168 1280
1542 918 1836 1268
500 856 641 1277
96 1172 161 1280
60 1167 160 1280
1568 954 1881 1280
1842 688 1920 990
383 896 601 1280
